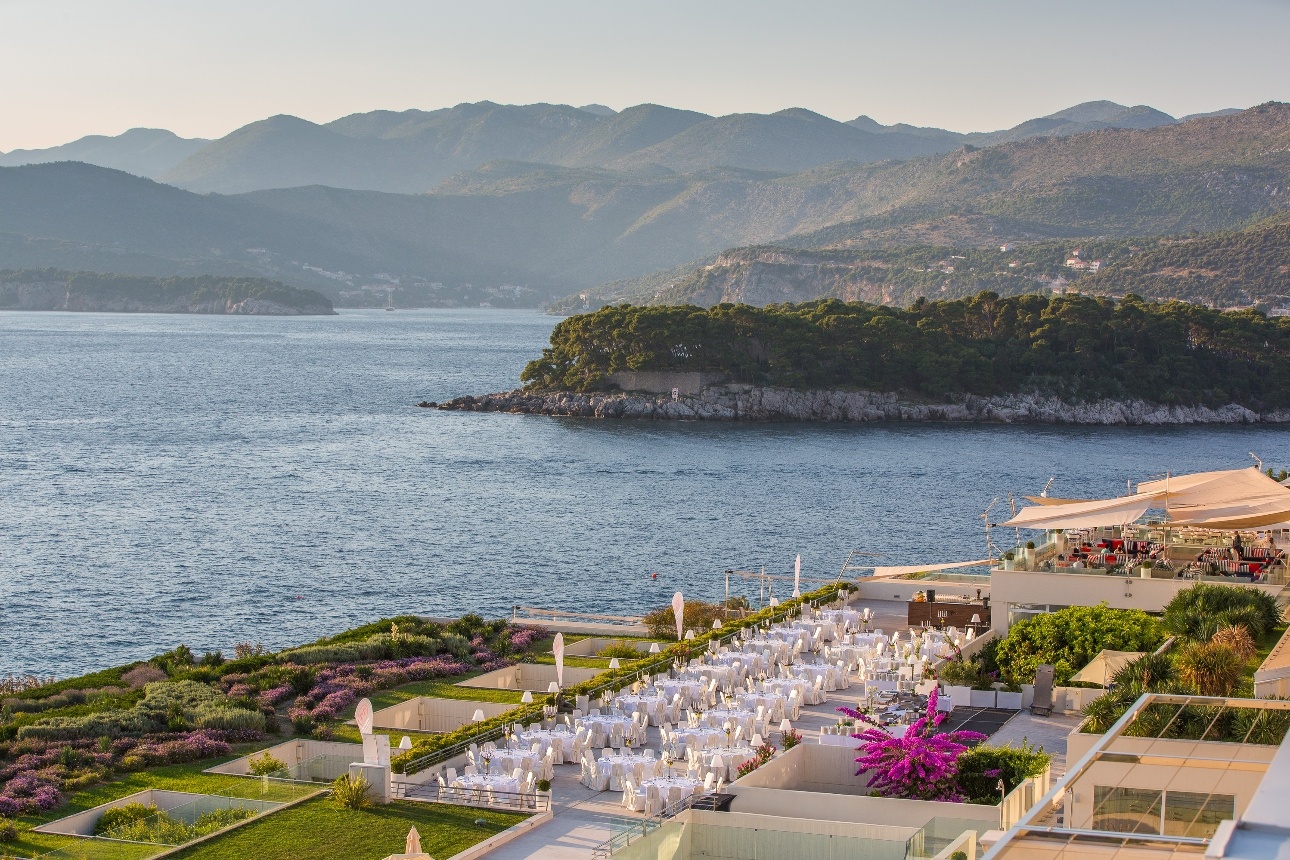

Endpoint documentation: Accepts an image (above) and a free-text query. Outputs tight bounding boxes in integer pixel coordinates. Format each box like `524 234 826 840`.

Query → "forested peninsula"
0 270 335 315
435 292 1290 424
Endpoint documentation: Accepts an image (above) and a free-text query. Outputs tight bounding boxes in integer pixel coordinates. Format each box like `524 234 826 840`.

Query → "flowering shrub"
0 771 62 816
287 655 472 724
839 690 986 802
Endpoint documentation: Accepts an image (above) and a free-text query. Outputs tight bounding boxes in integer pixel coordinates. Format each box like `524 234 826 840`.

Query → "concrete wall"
563 637 656 657
854 578 991 604
204 739 362 776
610 809 914 860
457 664 601 692
1064 734 1277 830
34 790 280 836
606 371 727 395
372 697 515 733
726 744 999 828
989 569 1282 634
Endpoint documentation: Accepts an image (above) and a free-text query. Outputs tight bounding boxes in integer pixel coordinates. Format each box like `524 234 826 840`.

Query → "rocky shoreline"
426 385 1290 425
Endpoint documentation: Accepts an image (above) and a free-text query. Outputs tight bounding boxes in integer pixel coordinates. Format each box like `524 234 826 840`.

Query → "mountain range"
0 100 1237 194
0 100 1285 311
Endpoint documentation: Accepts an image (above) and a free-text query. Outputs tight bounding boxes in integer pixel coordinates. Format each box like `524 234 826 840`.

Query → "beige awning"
1069 649 1146 687
869 560 993 578
1001 494 1155 530
1005 468 1290 530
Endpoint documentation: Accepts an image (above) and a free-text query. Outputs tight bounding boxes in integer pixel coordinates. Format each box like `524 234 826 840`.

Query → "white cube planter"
946 686 972 711
969 689 997 708
996 691 1023 710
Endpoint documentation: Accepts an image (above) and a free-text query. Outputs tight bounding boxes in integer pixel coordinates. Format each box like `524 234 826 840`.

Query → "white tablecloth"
701 708 755 737
660 679 706 706
518 729 575 761
451 774 519 801
615 694 669 725
738 691 788 720
481 750 536 776
674 725 725 753
598 753 658 790
578 715 635 748
702 745 756 780
639 776 703 809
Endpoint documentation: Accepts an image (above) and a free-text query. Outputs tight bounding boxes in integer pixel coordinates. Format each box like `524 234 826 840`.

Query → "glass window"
1093 786 1163 834
1164 791 1235 838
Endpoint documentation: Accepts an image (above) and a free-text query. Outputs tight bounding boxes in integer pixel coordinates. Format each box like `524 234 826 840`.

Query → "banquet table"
760 678 809 700
660 679 706 707
481 750 537 776
738 691 788 719
578 714 634 747
674 725 725 754
614 693 669 725
450 773 519 802
702 745 756 780
701 708 756 737
597 752 658 790
518 729 575 762
638 776 703 810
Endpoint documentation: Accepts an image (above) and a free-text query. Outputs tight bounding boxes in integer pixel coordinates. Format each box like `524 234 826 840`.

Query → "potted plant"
1002 551 1015 571
1024 541 1036 569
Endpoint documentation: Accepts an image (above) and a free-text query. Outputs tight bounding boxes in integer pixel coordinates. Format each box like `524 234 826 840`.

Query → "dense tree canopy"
521 292 1290 408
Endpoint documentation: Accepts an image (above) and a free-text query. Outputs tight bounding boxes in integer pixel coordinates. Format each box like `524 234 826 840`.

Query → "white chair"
541 750 555 781
464 764 478 776
622 778 639 811
609 761 625 791
644 783 663 816
702 772 715 792
580 753 596 788
446 767 458 783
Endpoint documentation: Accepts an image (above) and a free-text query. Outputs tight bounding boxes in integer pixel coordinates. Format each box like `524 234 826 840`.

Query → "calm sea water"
2 309 1288 678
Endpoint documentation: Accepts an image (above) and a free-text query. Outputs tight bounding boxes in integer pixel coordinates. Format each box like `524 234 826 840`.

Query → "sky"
1 0 1288 151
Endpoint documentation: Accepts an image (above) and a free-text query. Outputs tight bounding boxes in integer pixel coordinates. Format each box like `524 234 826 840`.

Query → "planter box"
946 685 973 711
996 691 1023 710
969 689 997 708
1020 684 1034 708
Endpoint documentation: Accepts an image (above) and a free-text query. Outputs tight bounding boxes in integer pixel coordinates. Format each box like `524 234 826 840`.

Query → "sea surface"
2 309 1288 678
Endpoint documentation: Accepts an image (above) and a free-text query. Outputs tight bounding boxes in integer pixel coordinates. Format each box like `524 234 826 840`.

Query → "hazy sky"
2 0 1288 151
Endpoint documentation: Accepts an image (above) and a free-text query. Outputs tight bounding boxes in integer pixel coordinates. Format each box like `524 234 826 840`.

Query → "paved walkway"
984 709 1082 777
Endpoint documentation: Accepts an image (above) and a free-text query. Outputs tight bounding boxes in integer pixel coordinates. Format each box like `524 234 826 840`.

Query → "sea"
2 309 1287 678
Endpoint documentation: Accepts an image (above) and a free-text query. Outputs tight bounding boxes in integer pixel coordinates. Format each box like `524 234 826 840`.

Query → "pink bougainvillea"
837 689 985 802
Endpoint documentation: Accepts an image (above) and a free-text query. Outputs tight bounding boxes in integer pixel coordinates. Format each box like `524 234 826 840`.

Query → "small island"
0 269 336 315
435 292 1290 424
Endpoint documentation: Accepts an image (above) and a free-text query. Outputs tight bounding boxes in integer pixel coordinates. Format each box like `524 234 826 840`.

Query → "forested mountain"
0 128 208 178
1 105 1286 310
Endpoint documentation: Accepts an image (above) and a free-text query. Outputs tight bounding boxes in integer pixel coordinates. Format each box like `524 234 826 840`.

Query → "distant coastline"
429 386 1290 425
0 270 336 316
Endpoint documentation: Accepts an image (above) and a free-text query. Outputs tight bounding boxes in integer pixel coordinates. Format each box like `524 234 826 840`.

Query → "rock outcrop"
431 385 1290 425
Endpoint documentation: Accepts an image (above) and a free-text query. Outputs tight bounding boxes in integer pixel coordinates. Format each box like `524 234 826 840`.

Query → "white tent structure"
1002 467 1290 531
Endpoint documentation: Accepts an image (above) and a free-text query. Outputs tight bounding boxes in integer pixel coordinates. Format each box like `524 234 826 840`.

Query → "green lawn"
165 797 526 860
6 759 317 860
328 674 527 744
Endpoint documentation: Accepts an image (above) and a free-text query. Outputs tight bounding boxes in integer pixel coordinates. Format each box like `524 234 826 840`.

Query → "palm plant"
331 773 372 810
1210 624 1257 662
1162 583 1282 641
1177 642 1244 697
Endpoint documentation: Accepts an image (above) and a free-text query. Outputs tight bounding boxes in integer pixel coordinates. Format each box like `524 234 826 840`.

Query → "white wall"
726 744 999 828
204 739 362 776
457 664 601 691
372 697 514 733
989 569 1281 633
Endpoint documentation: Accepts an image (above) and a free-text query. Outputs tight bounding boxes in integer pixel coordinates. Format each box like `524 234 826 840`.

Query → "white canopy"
1003 468 1290 530
869 560 993 578
1001 494 1155 530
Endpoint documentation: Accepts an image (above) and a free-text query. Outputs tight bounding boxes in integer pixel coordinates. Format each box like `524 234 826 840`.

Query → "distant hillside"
0 269 334 314
0 129 208 178
4 105 1288 311
153 99 1225 195
645 219 1290 309
571 104 1290 308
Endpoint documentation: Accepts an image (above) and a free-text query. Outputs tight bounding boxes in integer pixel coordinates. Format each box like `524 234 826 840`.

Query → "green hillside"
520 293 1290 410
0 269 335 314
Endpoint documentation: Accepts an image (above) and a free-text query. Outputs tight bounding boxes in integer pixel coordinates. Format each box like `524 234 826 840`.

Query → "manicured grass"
165 797 526 860
328 673 527 744
7 758 316 859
